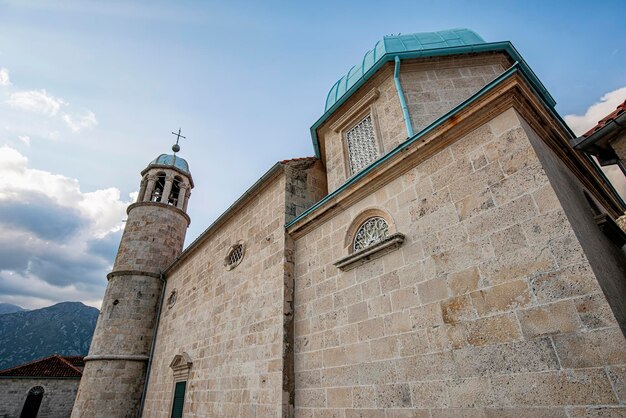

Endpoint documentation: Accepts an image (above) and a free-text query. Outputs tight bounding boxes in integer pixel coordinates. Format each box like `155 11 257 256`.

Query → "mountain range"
0 301 99 370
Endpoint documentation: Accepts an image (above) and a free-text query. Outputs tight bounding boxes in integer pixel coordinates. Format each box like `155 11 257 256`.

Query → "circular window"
225 242 245 270
353 217 389 252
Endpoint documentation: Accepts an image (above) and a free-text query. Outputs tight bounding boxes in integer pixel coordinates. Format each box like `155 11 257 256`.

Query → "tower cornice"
127 201 191 226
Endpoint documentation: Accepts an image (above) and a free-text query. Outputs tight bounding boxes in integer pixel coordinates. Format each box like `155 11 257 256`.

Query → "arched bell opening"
151 172 167 202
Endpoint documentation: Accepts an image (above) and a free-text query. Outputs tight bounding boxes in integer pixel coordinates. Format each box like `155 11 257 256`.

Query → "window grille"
353 217 389 252
346 115 379 175
226 244 244 268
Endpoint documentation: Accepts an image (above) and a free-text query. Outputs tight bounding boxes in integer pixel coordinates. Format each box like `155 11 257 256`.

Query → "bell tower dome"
72 145 193 418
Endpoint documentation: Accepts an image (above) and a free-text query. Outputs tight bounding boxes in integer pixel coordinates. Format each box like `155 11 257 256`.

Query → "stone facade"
0 378 79 418
291 108 626 417
75 33 626 418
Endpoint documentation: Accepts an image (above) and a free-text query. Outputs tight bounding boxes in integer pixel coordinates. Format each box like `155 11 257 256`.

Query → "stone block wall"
402 55 506 132
142 173 289 417
292 108 626 417
113 203 189 274
284 159 328 224
88 275 163 357
521 118 626 335
319 54 508 195
0 378 80 418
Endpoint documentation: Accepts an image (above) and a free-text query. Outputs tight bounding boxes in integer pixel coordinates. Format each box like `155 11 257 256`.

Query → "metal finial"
171 128 186 153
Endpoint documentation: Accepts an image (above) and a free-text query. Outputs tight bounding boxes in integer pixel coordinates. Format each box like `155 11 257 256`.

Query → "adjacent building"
0 355 84 418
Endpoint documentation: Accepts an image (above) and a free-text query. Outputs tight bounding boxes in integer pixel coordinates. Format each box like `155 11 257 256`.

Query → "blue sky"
0 0 624 308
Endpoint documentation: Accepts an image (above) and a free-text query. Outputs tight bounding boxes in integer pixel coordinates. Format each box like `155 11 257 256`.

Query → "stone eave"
163 163 284 276
286 68 626 240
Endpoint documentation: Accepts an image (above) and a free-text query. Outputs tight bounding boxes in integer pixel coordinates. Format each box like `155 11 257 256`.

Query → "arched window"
335 209 404 271
20 386 44 418
353 217 389 251
151 173 166 202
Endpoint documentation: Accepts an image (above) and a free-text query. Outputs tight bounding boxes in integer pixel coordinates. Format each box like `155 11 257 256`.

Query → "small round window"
353 217 389 252
225 242 244 270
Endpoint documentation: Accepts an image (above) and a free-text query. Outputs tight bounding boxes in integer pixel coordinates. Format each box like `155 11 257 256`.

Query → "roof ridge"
0 353 59 374
56 354 84 374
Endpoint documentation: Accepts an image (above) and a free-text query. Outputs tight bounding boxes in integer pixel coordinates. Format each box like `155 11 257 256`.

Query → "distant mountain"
0 303 26 315
0 302 99 370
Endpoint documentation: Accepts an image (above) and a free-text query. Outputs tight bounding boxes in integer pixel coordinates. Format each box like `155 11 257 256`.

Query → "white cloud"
564 87 626 201
18 135 30 146
6 89 67 115
62 111 98 133
564 87 626 136
0 145 136 308
0 145 130 237
0 67 10 86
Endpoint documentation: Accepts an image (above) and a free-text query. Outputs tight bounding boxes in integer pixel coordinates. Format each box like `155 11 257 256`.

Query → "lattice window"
346 115 379 175
353 217 389 252
225 244 244 269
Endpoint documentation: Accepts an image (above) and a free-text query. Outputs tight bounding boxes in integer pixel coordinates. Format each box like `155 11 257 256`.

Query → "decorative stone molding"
84 354 149 362
169 352 192 381
344 207 398 249
330 88 380 133
334 232 405 271
127 201 191 225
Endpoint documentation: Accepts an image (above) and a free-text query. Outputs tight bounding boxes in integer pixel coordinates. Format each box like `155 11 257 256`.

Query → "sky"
0 0 624 309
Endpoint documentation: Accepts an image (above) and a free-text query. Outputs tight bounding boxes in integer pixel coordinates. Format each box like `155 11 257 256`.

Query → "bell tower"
72 140 193 418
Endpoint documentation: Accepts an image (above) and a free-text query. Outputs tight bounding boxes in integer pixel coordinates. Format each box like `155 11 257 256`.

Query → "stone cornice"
84 355 149 362
107 270 162 281
334 233 405 271
127 201 191 226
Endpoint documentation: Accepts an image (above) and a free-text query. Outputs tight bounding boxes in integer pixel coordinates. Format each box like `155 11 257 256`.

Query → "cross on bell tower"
171 128 186 153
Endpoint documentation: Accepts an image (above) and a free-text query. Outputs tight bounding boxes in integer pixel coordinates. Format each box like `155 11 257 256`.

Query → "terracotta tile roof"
0 354 84 378
279 156 317 164
583 99 626 137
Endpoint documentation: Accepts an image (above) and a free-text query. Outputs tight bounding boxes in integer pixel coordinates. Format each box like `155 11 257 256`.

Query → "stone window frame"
343 112 382 177
224 240 245 270
329 88 384 180
166 288 178 308
334 207 405 271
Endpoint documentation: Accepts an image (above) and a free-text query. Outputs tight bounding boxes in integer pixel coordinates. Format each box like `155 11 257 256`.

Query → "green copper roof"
325 29 486 111
149 154 190 174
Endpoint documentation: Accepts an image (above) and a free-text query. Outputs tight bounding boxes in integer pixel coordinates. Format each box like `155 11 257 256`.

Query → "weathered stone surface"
519 300 581 338
552 328 626 368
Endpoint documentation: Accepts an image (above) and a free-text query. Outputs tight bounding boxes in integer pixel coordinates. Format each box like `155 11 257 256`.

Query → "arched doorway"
20 386 44 418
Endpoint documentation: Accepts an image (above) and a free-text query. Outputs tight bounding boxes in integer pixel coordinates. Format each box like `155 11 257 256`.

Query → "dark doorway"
20 386 44 418
170 381 186 418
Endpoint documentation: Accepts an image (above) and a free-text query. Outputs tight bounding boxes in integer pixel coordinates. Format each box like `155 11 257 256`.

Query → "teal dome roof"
149 154 190 174
325 29 486 111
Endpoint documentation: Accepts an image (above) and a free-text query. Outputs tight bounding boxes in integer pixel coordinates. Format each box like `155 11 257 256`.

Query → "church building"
72 29 626 417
